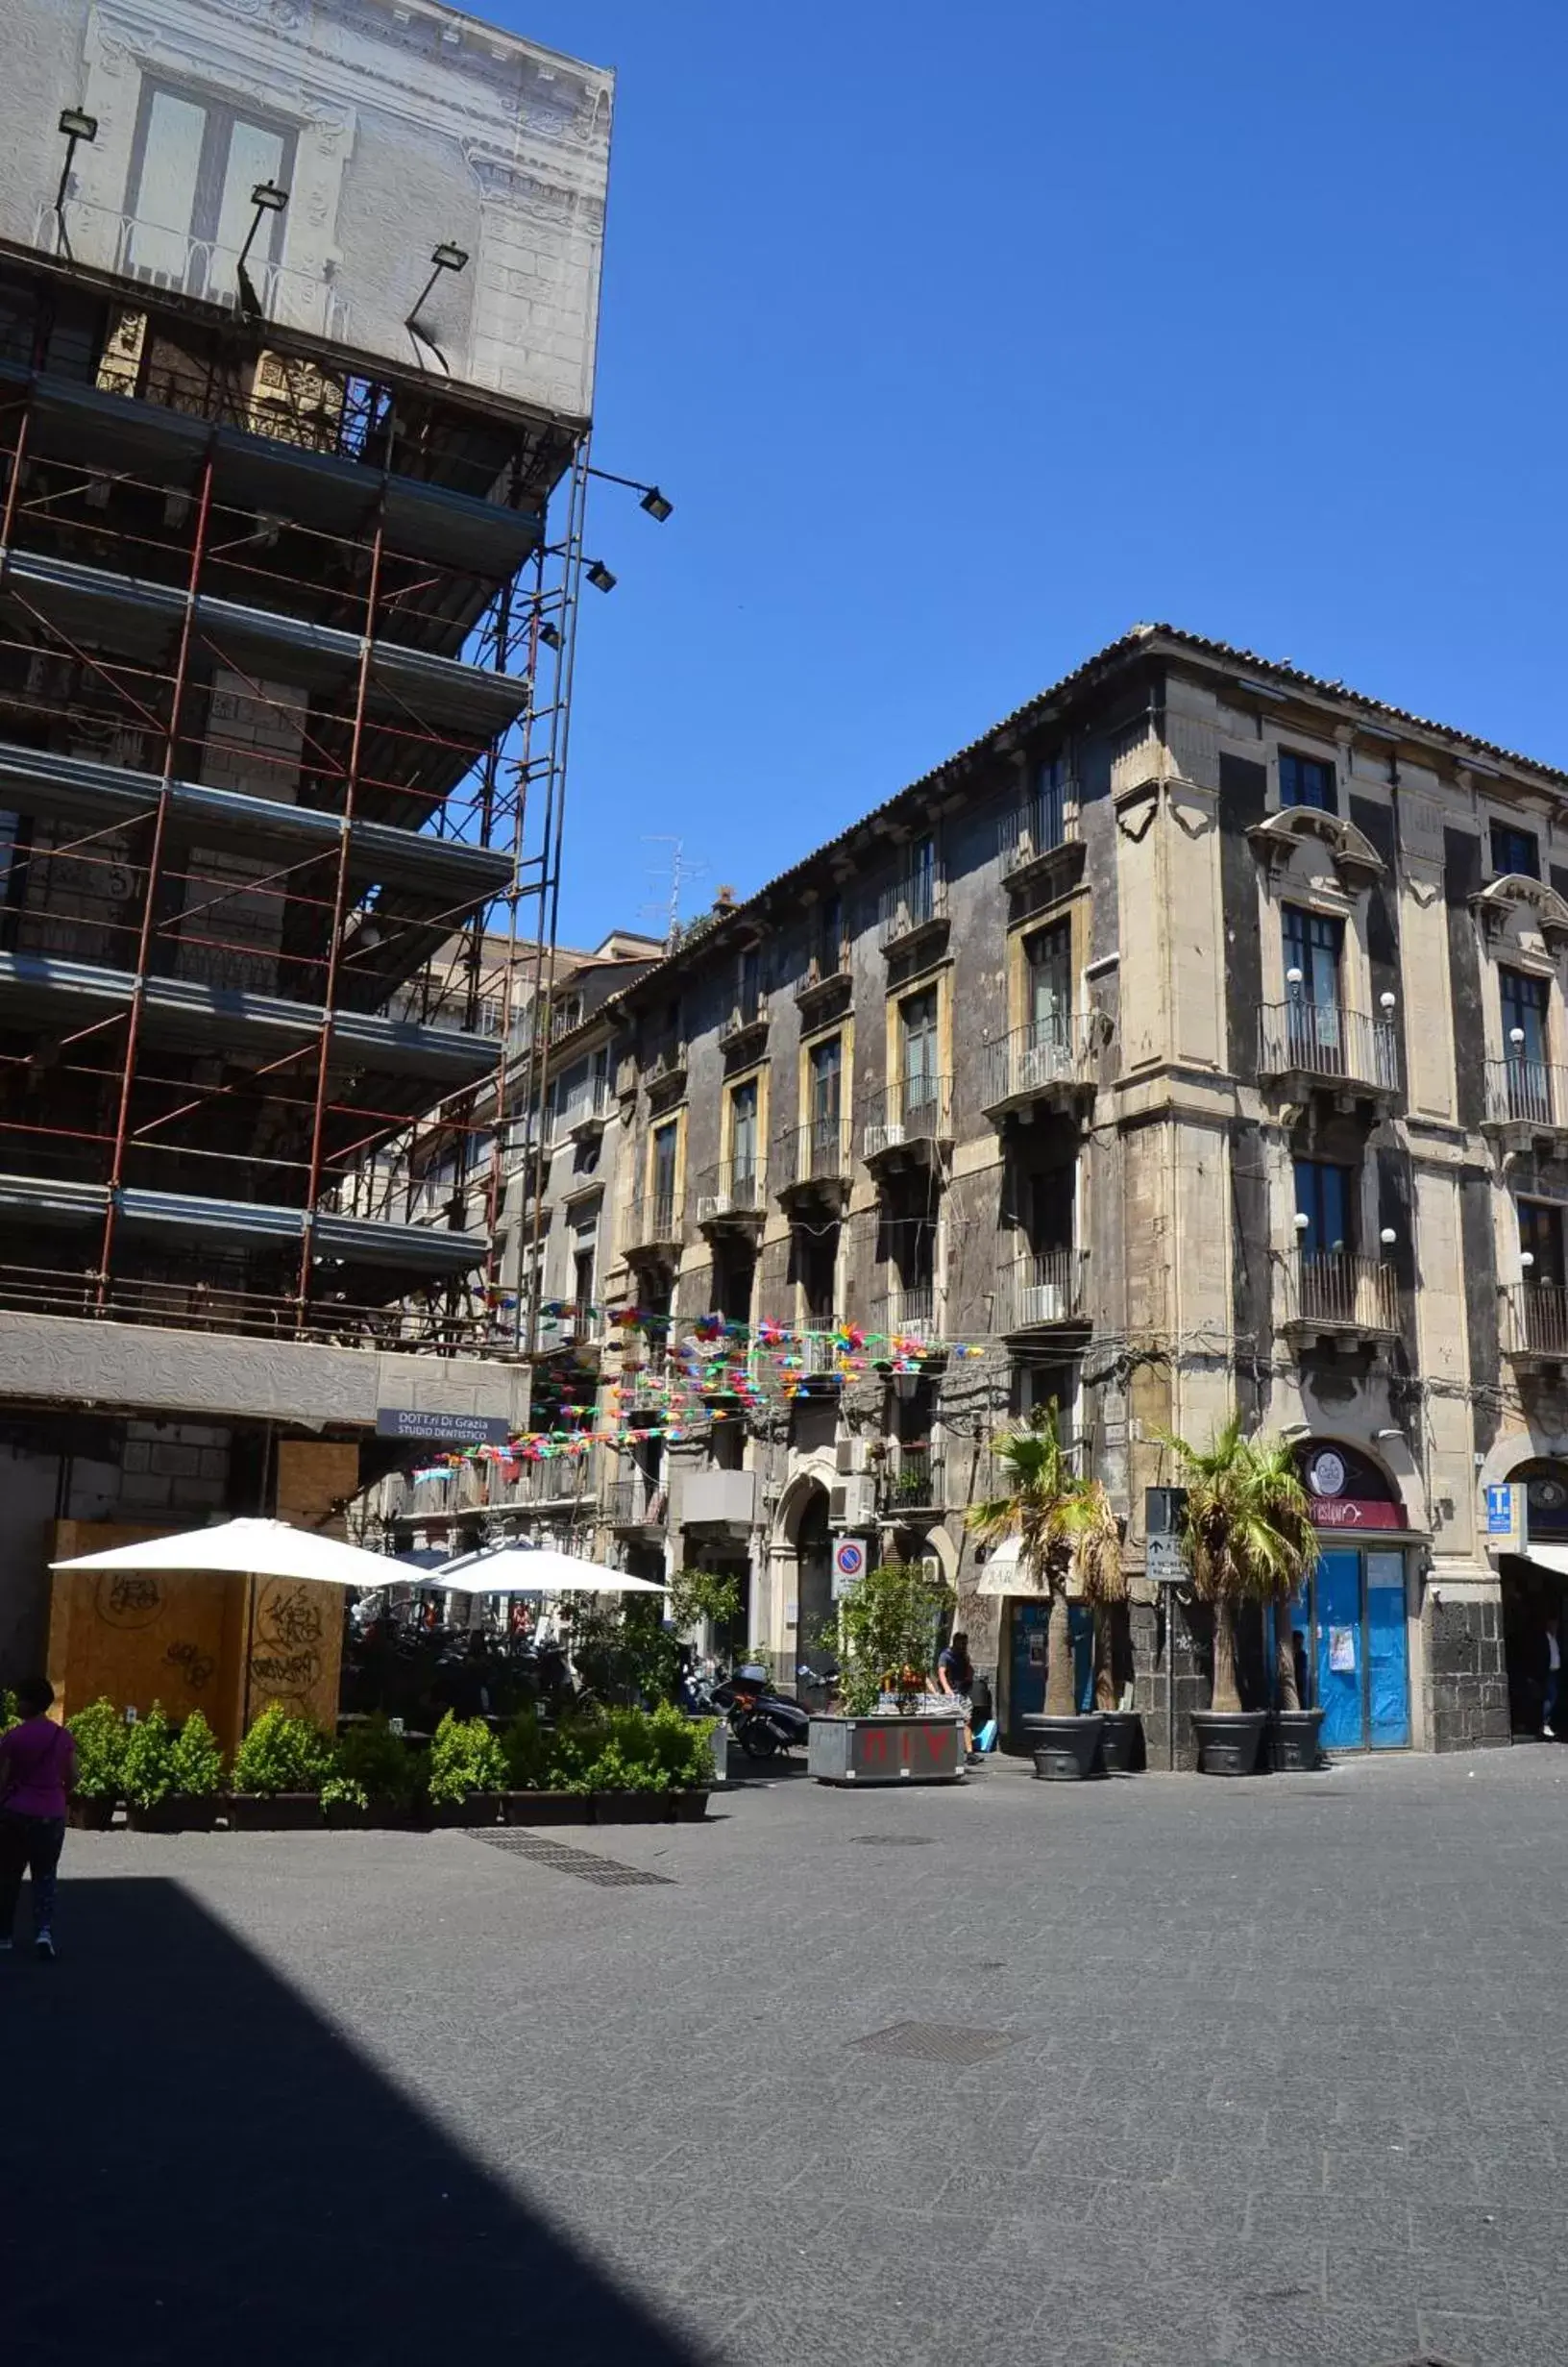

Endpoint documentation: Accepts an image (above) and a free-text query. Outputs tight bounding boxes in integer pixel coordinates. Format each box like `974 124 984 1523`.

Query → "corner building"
599 626 1568 1761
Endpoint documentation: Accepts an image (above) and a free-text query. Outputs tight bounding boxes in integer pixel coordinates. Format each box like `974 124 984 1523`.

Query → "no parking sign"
832 1537 867 1597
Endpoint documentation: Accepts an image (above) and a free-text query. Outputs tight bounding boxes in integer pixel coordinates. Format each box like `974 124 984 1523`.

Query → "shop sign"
375 1409 512 1446
1485 1485 1516 1537
1311 1496 1401 1531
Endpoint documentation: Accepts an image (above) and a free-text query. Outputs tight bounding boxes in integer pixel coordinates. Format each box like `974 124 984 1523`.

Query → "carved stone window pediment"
1246 805 1384 892
1471 874 1568 955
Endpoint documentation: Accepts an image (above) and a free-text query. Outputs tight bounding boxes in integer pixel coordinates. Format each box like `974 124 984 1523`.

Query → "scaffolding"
0 244 588 1355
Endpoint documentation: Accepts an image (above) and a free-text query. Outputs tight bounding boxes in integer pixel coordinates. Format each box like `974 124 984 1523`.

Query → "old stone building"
538 623 1568 1761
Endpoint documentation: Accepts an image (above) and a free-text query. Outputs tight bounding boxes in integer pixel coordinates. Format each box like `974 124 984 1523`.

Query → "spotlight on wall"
638 484 674 523
585 558 617 594
537 619 562 650
235 182 289 319
53 107 98 260
404 241 470 374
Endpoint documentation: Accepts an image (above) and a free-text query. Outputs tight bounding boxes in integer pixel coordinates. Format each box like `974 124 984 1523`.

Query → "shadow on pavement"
0 1878 706 2367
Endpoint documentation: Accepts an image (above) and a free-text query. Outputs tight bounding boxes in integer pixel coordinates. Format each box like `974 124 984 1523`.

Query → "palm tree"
1160 1415 1319 1714
968 1409 1124 1718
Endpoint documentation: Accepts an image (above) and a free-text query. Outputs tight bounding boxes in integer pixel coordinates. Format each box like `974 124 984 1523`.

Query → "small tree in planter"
968 1410 1125 1781
327 1714 421 1828
427 1712 507 1825
807 1561 964 1784
229 1705 333 1828
1161 1415 1320 1776
123 1704 224 1832
66 1697 127 1828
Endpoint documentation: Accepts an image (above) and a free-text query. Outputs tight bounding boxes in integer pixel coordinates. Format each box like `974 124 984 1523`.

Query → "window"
738 945 762 1022
729 1077 759 1190
651 1122 678 1226
1280 751 1336 814
1294 1159 1353 1258
1029 1166 1075 1255
1491 820 1541 881
1520 1199 1565 1288
1033 755 1069 851
127 83 296 300
817 893 842 977
572 1240 597 1331
1026 920 1073 1045
808 1035 842 1153
899 987 939 1116
1501 970 1552 1124
796 1221 838 1323
1282 906 1342 1006
907 833 937 925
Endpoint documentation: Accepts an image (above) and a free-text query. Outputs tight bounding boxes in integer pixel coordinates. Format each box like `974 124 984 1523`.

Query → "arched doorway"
1498 1459 1568 1737
795 1484 834 1690
1292 1440 1412 1751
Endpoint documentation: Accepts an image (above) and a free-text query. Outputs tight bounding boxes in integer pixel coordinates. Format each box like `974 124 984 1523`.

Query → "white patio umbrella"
51 1516 403 1589
428 1541 667 1596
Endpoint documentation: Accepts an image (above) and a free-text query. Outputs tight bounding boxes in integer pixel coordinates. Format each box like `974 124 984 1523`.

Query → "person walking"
0 1678 76 1961
1543 1613 1561 1739
936 1629 979 1765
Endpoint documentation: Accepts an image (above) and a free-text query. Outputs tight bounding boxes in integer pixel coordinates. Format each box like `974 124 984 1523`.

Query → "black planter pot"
428 1792 503 1829
1266 1708 1326 1773
126 1795 218 1833
1096 1711 1143 1775
670 1789 711 1822
224 1792 322 1832
1191 1710 1267 1777
67 1793 117 1831
501 1790 592 1827
1023 1713 1105 1782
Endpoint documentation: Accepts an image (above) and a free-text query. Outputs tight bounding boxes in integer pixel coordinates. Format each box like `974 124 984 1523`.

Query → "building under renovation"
0 0 612 1710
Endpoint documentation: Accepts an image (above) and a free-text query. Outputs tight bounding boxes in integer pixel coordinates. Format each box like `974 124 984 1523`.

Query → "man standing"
936 1629 979 1765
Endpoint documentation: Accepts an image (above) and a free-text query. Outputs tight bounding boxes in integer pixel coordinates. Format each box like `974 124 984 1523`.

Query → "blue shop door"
1008 1600 1095 1728
1365 1550 1410 1748
1315 1549 1365 1750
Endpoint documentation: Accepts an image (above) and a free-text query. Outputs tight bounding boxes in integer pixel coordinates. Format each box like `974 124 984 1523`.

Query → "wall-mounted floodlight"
405 242 469 375
235 181 289 318
538 619 562 650
585 558 617 594
588 463 674 524
54 108 97 261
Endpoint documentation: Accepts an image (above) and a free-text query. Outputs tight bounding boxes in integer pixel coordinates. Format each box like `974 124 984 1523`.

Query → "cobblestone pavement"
9 1744 1568 2366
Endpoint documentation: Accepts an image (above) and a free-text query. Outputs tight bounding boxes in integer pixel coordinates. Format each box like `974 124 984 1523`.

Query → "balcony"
993 1249 1088 1335
1502 1280 1568 1370
862 1076 953 1171
796 1330 844 1391
693 1159 768 1237
1257 1003 1401 1108
982 1018 1097 1121
1483 1056 1568 1154
876 1441 945 1519
646 1037 689 1100
1282 1252 1399 1347
777 1120 851 1213
870 1285 941 1355
603 1473 668 1534
561 1076 613 1143
506 1451 598 1510
997 793 1083 895
795 954 852 1027
878 872 948 959
718 993 770 1063
625 1191 682 1264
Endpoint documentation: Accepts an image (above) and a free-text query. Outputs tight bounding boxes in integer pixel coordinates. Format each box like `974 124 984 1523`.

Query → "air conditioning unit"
828 1475 876 1528
1018 1281 1066 1325
864 1122 906 1158
836 1438 871 1475
920 1554 943 1585
697 1193 731 1222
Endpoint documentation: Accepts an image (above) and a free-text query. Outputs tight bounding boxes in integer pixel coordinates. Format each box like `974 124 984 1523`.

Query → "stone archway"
772 1467 835 1690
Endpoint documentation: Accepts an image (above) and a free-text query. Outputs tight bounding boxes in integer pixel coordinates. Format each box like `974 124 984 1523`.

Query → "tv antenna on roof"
642 835 704 952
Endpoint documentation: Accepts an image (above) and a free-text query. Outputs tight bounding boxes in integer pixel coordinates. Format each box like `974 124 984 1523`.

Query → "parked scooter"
708 1663 812 1761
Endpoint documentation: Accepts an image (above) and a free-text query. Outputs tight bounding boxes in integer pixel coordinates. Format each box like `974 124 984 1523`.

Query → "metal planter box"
808 1714 965 1786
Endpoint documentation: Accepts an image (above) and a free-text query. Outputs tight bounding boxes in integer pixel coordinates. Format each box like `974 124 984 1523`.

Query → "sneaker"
34 1934 55 1962
1545 1725 1556 1739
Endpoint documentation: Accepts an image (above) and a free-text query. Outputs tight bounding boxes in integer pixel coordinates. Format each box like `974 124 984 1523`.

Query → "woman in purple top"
0 1677 76 1960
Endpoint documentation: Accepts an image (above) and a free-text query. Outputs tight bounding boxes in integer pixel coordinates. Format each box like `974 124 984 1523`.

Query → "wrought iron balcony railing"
992 1249 1087 1333
983 1018 1096 1111
1502 1279 1568 1362
862 1076 953 1160
998 786 1076 875
1258 1003 1399 1094
1484 1055 1568 1134
1284 1251 1399 1336
877 1441 945 1514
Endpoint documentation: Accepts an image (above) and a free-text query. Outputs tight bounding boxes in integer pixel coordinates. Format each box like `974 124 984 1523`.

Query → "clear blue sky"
503 0 1568 948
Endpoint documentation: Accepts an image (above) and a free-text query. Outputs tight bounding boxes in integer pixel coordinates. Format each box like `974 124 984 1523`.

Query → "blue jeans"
1545 1672 1560 1733
0 1810 64 1938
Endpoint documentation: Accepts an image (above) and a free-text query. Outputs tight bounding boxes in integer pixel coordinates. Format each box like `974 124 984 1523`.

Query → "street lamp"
587 463 674 523
235 181 288 319
53 108 97 261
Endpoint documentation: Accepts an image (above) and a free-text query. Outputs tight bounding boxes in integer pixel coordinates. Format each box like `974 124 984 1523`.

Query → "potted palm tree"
968 1411 1126 1781
1161 1415 1320 1776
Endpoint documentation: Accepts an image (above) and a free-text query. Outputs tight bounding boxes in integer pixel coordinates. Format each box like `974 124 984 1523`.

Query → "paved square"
7 1746 1568 2366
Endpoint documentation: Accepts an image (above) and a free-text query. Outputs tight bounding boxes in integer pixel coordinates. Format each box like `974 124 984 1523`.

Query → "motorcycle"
706 1663 812 1762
